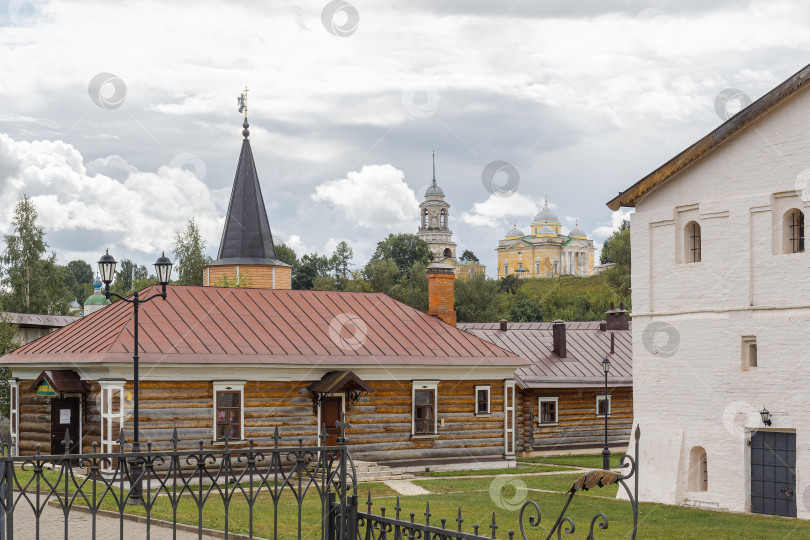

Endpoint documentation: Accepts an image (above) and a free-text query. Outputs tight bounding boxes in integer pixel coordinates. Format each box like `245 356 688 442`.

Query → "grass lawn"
420 463 571 477
14 464 810 539
521 453 625 470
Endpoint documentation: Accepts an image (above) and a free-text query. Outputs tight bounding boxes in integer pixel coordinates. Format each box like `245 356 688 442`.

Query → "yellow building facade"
496 201 595 279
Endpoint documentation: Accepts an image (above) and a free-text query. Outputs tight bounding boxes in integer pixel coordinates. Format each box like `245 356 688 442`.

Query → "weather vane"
237 86 249 118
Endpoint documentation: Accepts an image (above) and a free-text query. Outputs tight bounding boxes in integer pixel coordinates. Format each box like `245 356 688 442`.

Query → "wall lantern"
759 407 772 426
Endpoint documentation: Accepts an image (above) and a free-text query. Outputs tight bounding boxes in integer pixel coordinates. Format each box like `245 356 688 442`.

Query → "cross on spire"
432 151 436 186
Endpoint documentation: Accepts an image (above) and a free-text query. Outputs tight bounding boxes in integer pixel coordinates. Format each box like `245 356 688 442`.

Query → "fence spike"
635 424 641 441
272 426 281 446
35 443 41 456
508 530 515 539
92 441 97 453
118 428 126 448
474 523 480 534
199 439 204 451
171 427 180 450
456 507 463 532
380 506 386 518
298 438 303 448
146 440 152 452
395 496 401 519
367 491 373 513
441 517 446 529
424 500 431 526
490 512 498 538
63 428 72 454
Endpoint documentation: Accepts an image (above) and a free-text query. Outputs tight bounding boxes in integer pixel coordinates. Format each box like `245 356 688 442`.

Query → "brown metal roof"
608 62 810 210
459 321 632 388
2 312 81 328
4 285 526 368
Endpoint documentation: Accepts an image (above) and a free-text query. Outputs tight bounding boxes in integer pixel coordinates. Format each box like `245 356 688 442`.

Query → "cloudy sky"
1 0 809 277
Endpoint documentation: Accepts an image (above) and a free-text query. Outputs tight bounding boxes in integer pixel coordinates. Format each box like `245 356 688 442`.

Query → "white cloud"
311 164 419 230
591 208 634 240
459 193 543 229
0 133 223 260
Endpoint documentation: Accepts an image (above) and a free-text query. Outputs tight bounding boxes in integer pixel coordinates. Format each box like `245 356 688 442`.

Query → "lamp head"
98 249 117 285
154 252 173 286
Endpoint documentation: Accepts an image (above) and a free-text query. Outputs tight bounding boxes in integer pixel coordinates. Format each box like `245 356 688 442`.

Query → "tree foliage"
173 219 212 286
294 253 332 290
0 195 71 315
459 250 479 262
599 220 631 296
0 305 18 417
370 234 430 275
62 260 94 306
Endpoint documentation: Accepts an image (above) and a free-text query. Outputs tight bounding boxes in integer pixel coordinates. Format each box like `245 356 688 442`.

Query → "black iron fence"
0 420 639 540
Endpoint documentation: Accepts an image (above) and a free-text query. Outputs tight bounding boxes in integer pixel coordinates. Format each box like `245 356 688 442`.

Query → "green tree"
293 253 331 290
0 195 71 315
62 260 94 305
109 259 149 297
390 262 428 311
362 259 399 293
455 274 501 322
370 234 430 275
0 306 18 417
459 250 479 262
275 243 298 268
173 219 212 286
499 274 521 294
600 220 631 296
331 241 353 290
508 290 545 322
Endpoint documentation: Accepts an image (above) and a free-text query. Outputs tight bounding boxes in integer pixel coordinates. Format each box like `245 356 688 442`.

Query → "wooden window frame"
213 381 246 442
412 381 438 437
9 378 18 456
474 385 491 416
538 397 558 425
596 394 612 418
99 379 126 468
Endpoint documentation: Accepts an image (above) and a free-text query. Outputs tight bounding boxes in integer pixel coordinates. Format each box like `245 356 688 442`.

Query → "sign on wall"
36 381 55 396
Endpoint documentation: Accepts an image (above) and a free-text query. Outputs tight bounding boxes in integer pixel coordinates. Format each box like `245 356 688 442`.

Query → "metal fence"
0 421 639 540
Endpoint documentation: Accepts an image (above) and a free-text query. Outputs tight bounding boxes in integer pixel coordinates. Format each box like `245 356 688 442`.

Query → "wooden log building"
1 115 528 469
459 308 632 456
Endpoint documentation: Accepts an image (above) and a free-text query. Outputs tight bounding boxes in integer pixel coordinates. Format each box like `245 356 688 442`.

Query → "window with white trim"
412 381 438 436
538 397 558 425
99 379 126 465
475 385 491 415
213 381 246 442
9 379 18 456
596 394 611 417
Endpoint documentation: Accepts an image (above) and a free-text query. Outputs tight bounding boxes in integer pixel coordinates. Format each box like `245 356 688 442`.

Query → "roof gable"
608 63 810 210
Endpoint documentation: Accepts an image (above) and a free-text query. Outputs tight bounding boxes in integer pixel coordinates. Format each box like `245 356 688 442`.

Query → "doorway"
321 397 342 446
751 431 796 517
50 397 81 455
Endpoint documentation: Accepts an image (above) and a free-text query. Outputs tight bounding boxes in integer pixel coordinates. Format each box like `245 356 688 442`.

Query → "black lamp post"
98 249 173 502
601 355 611 471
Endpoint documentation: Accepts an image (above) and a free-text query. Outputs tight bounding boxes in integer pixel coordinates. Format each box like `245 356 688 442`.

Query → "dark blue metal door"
751 431 796 517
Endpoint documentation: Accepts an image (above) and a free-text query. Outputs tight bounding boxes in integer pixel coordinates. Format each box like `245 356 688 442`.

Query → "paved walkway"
384 479 432 495
9 502 223 539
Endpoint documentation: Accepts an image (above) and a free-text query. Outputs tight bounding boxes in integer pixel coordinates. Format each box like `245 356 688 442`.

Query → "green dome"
84 293 111 306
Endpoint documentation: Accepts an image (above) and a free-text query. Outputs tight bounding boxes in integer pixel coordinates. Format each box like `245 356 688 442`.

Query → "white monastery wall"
627 87 810 515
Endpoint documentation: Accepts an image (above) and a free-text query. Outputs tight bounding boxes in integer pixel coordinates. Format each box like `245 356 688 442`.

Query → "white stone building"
609 63 810 518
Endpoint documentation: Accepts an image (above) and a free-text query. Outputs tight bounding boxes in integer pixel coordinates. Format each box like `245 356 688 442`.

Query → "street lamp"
601 354 611 471
98 249 173 502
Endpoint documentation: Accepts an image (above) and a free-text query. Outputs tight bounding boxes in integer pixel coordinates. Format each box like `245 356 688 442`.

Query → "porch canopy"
29 370 90 393
307 371 373 395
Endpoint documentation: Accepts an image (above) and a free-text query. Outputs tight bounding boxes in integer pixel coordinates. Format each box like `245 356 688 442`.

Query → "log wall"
517 387 633 453
16 379 509 463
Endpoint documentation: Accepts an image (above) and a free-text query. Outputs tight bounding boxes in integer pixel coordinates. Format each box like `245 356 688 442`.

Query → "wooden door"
751 431 796 517
51 397 81 455
322 397 342 446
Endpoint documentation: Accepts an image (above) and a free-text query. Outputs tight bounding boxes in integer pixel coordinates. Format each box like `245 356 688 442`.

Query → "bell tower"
417 153 457 261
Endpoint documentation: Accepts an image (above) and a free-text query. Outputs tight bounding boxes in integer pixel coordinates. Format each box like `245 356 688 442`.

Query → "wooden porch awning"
307 371 373 395
29 370 90 393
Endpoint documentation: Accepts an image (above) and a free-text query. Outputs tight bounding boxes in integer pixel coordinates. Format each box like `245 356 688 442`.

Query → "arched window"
443 248 452 258
684 221 701 263
688 446 708 492
783 209 805 254
422 210 427 229
440 209 446 228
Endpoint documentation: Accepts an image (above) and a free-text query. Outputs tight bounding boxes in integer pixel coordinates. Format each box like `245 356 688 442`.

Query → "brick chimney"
426 263 456 326
605 301 630 331
552 320 567 358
